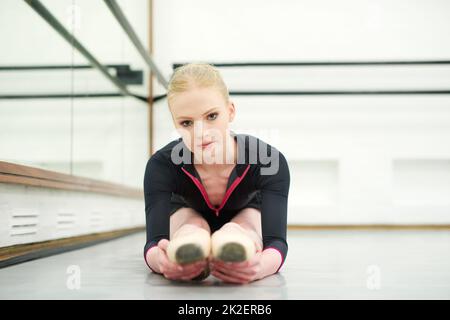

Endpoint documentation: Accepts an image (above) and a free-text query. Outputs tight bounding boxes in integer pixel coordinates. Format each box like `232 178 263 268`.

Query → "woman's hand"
209 251 263 284
157 239 208 281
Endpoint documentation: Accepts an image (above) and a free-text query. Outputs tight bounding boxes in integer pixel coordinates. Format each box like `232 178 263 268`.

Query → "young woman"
143 63 290 284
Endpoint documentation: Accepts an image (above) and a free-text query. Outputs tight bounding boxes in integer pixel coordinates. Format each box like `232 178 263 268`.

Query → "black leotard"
143 131 290 272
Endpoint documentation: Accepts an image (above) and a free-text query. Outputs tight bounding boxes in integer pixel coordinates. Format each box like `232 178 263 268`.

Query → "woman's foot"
211 227 256 263
167 228 211 265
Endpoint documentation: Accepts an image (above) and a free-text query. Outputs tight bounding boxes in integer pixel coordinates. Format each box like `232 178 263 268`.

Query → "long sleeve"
255 149 290 272
143 152 177 261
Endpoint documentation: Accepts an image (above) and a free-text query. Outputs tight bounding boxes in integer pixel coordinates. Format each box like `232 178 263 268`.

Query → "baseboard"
0 226 145 269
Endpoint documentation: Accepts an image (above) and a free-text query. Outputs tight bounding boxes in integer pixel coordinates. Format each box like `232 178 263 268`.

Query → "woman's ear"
228 101 236 122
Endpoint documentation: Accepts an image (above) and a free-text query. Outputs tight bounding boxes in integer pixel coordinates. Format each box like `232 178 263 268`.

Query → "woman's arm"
143 152 176 272
256 146 290 275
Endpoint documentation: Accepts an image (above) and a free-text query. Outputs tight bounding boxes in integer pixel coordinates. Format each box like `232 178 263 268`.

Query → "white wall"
152 0 450 225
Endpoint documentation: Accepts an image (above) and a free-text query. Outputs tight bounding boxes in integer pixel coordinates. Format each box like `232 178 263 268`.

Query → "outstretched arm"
143 153 175 272
257 149 290 276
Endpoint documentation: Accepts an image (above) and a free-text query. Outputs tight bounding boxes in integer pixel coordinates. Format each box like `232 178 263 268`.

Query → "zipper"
181 164 251 217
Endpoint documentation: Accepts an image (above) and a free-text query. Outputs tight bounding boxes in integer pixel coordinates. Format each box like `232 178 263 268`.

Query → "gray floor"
0 230 449 299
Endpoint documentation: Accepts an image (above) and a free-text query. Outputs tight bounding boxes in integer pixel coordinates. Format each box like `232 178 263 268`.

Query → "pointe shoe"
167 228 211 265
211 229 256 263
191 264 211 281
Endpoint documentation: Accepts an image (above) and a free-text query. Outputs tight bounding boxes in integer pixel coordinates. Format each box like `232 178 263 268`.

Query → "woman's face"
169 86 235 164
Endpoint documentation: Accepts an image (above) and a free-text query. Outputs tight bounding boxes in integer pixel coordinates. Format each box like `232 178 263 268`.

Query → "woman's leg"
211 208 263 262
225 207 263 252
167 207 212 266
170 207 211 240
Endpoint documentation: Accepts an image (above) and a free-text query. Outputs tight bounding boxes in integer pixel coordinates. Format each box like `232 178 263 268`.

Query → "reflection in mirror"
0 0 150 188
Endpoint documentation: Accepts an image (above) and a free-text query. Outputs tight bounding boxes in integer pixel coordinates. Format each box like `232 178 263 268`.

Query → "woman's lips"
200 141 214 148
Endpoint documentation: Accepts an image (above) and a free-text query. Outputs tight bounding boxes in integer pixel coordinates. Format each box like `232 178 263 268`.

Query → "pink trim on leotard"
181 164 251 217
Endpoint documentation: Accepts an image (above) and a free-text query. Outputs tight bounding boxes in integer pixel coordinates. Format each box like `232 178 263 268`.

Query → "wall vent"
10 209 39 236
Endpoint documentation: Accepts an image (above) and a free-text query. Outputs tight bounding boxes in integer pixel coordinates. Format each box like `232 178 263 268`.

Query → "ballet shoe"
211 229 256 263
166 228 211 265
191 264 211 281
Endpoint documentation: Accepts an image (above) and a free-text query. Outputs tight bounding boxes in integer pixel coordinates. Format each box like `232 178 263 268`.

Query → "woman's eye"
180 120 192 127
207 112 218 120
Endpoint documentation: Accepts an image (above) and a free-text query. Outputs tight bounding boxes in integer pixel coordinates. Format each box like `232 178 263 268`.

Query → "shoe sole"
167 228 211 265
175 243 205 265
211 230 256 263
217 242 247 262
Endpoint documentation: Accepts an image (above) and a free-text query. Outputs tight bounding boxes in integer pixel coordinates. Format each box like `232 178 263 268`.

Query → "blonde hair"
167 62 230 106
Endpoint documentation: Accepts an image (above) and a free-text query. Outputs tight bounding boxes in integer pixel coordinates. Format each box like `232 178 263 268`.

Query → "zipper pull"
215 209 219 216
